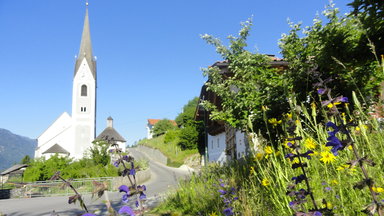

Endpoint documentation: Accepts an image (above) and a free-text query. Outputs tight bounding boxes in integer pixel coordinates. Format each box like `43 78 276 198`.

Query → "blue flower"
317 88 326 95
139 192 146 200
313 211 322 216
81 214 96 216
113 160 120 167
118 206 135 216
119 185 131 203
218 189 227 195
292 175 306 185
223 207 234 216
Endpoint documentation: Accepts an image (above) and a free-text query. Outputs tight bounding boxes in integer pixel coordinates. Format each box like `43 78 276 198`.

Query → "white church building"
35 5 99 160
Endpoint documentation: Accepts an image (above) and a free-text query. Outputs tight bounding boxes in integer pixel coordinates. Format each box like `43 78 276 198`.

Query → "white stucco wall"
207 132 227 164
35 112 73 159
72 58 96 159
235 130 247 159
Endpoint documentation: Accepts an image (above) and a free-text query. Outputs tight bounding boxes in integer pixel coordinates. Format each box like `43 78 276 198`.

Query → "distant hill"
0 128 36 172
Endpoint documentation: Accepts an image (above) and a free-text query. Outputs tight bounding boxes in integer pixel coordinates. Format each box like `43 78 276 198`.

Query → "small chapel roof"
42 144 70 155
95 117 126 142
74 4 96 79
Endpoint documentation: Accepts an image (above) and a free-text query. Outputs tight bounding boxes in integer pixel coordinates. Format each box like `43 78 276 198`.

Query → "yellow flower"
327 102 341 108
348 145 353 150
261 178 270 187
208 212 218 216
308 151 319 156
321 202 333 209
291 158 300 164
275 151 281 157
304 138 317 150
255 153 264 161
336 165 348 171
268 118 282 127
372 187 384 193
355 126 361 132
250 166 256 175
319 151 336 164
331 179 338 185
264 146 273 154
286 113 293 119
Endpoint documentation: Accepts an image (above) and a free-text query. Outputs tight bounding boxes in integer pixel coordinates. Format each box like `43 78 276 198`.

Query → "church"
34 4 126 159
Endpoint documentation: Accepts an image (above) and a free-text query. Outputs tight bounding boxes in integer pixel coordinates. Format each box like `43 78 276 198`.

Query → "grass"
138 135 198 167
152 94 384 215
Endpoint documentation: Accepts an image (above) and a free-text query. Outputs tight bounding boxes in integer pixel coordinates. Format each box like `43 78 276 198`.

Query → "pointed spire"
74 2 96 79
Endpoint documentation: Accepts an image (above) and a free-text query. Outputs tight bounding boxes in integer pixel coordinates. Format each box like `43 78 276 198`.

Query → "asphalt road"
0 147 193 216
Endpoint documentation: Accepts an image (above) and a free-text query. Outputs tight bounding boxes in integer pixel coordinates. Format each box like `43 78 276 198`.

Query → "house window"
81 85 87 96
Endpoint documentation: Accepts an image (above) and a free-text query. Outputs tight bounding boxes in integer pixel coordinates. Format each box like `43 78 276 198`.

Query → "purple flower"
82 214 96 216
325 187 332 191
139 192 146 200
223 207 234 216
313 211 322 216
317 88 326 95
122 193 129 203
137 185 146 191
118 206 135 216
129 169 136 176
292 175 306 185
218 189 227 195
119 185 129 193
113 160 120 167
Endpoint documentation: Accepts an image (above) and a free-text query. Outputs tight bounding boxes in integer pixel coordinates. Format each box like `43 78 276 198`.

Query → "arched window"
81 85 87 96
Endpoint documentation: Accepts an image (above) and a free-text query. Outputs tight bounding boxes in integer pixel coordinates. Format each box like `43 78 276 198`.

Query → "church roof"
147 119 177 126
96 127 126 142
74 4 96 79
42 144 70 154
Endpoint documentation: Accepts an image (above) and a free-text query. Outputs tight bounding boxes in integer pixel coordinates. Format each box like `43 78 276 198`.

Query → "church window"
81 85 87 96
80 107 87 112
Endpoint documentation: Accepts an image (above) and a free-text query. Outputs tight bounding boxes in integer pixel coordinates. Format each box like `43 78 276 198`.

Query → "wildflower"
286 113 293 119
118 206 135 216
291 157 300 164
255 153 264 161
223 207 234 216
82 214 96 216
308 151 319 156
208 212 218 216
304 138 317 150
268 118 282 127
321 202 333 209
283 140 292 149
261 178 270 187
317 88 326 95
331 180 338 185
319 151 336 164
292 175 306 185
372 187 384 193
264 146 273 154
327 102 341 108
250 166 256 175
348 145 353 150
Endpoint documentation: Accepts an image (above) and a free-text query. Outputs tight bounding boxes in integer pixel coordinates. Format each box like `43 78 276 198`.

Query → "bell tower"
71 2 97 159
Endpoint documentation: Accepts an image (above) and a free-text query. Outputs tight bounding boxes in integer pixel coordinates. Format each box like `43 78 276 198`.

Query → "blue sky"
0 0 351 146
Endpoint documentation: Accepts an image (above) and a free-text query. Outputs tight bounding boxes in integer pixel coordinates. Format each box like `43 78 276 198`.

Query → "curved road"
0 147 193 216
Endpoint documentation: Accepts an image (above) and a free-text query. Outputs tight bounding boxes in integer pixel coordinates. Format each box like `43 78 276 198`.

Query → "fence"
22 177 114 198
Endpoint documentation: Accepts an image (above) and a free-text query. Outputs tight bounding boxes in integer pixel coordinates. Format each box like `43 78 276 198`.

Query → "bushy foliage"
175 97 199 127
151 119 177 137
279 3 384 105
164 128 180 143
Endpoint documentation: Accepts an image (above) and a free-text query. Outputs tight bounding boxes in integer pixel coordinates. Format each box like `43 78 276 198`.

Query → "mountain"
0 128 36 172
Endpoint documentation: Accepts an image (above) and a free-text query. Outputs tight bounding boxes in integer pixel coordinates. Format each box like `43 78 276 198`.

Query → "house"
195 56 288 165
0 164 29 184
95 117 127 153
146 119 177 139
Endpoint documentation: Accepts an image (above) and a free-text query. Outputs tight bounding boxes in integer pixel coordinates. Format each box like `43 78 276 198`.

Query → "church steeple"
74 3 96 79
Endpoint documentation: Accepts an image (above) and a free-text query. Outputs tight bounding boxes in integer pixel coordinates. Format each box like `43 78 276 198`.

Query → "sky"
0 0 352 146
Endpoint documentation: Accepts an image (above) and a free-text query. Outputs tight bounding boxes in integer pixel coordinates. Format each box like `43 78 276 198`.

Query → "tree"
88 140 111 166
201 19 288 138
279 3 384 105
151 119 177 137
175 97 199 127
20 155 31 164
